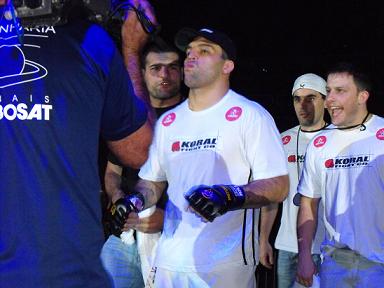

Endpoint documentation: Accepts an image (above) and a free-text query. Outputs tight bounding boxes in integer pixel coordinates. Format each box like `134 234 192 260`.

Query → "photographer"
0 0 155 287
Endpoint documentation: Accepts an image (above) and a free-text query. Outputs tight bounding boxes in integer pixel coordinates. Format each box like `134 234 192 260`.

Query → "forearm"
123 49 149 103
242 175 289 209
297 196 319 256
121 3 156 124
104 162 125 203
124 50 156 124
105 172 124 203
259 204 279 244
135 178 166 209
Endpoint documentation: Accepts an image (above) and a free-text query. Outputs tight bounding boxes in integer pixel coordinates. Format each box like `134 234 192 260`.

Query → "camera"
13 0 110 26
12 0 157 35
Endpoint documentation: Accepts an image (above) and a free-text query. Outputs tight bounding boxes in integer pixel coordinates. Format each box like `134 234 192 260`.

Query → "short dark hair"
140 39 183 69
326 62 372 94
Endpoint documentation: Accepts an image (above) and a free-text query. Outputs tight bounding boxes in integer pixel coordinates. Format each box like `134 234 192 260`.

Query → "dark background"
150 2 383 286
152 0 384 131
100 2 382 287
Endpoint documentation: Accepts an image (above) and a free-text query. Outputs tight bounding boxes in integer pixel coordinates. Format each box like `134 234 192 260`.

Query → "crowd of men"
1 0 383 288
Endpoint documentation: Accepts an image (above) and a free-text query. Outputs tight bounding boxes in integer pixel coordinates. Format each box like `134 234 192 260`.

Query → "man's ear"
223 60 234 75
358 90 369 105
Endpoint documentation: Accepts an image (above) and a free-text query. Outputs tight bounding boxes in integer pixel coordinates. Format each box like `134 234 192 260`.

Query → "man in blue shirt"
0 0 154 287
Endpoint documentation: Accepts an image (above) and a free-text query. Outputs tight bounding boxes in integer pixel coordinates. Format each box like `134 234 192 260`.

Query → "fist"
108 193 145 236
184 184 245 222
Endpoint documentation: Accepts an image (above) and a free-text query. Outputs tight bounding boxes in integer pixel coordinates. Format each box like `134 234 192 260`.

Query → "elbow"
107 120 153 169
130 146 150 169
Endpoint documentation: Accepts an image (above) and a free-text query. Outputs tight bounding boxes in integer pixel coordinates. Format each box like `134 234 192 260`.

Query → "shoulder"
371 114 384 125
281 125 299 137
227 90 274 121
281 126 299 145
156 99 188 129
367 115 384 139
306 129 334 152
61 20 118 60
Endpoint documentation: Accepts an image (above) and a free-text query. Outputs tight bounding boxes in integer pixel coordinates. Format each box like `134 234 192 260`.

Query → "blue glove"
184 184 245 222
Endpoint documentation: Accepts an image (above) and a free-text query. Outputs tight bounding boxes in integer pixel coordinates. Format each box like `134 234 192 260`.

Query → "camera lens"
24 0 42 9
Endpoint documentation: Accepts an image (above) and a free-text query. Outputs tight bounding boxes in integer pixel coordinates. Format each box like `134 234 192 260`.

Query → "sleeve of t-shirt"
244 103 288 180
138 121 167 182
297 143 321 198
100 42 148 141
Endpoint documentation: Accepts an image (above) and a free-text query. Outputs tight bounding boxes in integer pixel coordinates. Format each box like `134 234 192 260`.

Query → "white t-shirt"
275 126 325 254
139 89 288 272
298 115 384 263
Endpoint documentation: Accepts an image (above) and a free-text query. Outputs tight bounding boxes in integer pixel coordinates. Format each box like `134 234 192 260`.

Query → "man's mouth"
328 106 343 118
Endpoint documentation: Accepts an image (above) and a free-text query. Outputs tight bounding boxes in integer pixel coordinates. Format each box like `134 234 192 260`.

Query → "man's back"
0 19 146 287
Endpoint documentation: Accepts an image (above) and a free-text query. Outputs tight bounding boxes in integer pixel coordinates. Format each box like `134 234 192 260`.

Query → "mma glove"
184 184 245 222
108 193 145 236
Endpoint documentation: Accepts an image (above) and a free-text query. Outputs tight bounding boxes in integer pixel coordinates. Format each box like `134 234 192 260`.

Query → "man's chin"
298 118 314 128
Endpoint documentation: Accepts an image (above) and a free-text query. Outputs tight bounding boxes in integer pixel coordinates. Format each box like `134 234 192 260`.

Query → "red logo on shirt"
313 136 326 147
162 112 176 126
171 141 180 152
376 128 384 140
282 135 291 145
287 155 296 162
324 159 334 168
225 106 242 121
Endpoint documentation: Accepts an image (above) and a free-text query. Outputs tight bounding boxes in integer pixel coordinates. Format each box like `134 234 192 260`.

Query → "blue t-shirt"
0 14 147 288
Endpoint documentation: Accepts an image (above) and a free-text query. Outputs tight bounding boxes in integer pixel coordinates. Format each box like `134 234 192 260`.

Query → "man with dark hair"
109 27 289 287
0 0 154 287
101 39 184 288
296 62 384 287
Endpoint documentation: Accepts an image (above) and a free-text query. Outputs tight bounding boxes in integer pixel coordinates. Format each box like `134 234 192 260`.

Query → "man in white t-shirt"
108 27 289 288
259 73 327 288
296 62 384 287
101 40 184 288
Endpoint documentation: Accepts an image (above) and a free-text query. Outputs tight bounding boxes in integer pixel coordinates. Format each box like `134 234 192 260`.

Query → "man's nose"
158 66 170 78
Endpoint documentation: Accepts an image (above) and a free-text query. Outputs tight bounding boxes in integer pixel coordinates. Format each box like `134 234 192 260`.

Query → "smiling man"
296 62 384 287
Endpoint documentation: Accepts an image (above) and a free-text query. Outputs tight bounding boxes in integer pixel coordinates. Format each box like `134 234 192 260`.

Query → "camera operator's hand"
121 0 157 53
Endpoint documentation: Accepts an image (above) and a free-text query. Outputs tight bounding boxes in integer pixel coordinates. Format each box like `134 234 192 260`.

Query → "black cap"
174 27 236 61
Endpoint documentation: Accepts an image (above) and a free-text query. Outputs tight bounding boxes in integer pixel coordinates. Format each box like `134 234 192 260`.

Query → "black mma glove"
184 184 245 222
108 193 145 236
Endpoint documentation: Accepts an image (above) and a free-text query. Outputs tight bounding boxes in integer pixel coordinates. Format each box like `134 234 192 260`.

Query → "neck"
188 83 229 111
300 120 327 133
339 110 370 128
150 94 182 108
336 111 371 131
